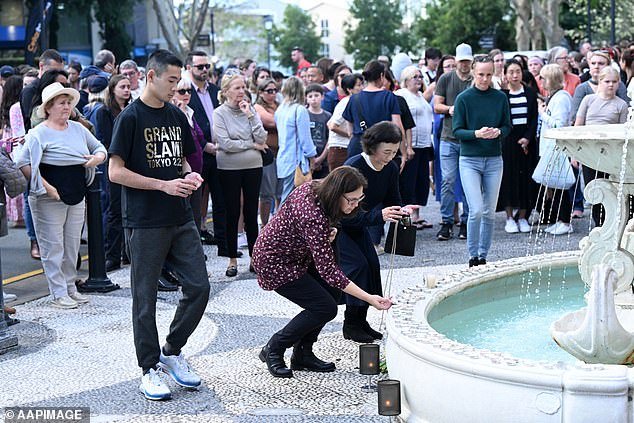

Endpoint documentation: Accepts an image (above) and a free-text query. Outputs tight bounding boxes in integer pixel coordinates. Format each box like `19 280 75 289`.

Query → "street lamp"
263 16 273 70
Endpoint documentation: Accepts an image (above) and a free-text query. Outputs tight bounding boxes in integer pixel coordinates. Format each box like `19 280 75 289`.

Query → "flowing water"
429 266 586 363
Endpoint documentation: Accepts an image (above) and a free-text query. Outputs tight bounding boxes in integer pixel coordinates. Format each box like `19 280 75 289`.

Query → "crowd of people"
1 38 633 399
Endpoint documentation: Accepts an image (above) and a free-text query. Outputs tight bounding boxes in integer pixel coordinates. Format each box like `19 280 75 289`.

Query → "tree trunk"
532 0 564 49
512 0 532 50
151 0 184 58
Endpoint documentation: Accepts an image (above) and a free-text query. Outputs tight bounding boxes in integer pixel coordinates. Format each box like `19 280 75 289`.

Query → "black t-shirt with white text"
109 99 195 228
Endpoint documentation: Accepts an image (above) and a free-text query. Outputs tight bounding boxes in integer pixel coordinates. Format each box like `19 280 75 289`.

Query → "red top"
296 59 312 75
252 182 351 291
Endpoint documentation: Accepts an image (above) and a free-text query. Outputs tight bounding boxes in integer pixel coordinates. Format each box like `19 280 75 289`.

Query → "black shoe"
468 257 479 267
105 260 121 273
157 276 178 291
249 264 255 273
259 345 293 378
225 265 238 277
121 255 130 266
343 320 374 343
162 268 182 286
200 230 218 245
290 344 335 372
362 322 383 340
436 223 453 241
478 257 487 266
218 248 243 258
458 223 467 240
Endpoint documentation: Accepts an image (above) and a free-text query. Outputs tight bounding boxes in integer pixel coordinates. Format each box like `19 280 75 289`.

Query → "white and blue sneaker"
158 351 201 389
139 368 171 401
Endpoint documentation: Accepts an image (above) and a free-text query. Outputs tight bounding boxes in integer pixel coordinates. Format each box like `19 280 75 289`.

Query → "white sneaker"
69 292 90 304
139 368 171 400
517 219 531 233
504 218 519 233
551 222 573 235
158 351 201 388
51 296 78 309
238 232 248 249
3 293 17 302
544 223 557 234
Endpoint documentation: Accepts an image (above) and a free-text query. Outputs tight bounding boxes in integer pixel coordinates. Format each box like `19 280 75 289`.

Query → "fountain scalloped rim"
386 252 633 423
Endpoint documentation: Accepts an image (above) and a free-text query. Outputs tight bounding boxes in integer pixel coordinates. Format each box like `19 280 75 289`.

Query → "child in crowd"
306 84 331 179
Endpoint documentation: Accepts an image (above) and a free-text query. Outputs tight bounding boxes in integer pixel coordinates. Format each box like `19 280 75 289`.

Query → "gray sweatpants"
29 195 84 299
125 220 210 372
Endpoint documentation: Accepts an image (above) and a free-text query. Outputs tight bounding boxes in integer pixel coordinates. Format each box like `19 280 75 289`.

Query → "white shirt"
395 88 433 148
327 96 352 149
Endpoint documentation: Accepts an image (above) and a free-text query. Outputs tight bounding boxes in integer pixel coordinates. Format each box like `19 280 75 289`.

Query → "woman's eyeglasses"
262 88 278 94
343 194 365 205
177 88 192 95
194 64 211 71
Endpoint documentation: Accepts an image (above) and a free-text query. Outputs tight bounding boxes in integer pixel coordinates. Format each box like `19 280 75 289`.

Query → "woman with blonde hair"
213 73 268 277
274 76 316 203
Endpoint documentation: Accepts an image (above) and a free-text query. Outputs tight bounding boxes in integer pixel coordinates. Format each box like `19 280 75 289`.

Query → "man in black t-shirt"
109 49 210 401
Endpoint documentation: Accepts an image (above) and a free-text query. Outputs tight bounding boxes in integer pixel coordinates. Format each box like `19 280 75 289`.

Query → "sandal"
225 265 238 277
412 219 433 230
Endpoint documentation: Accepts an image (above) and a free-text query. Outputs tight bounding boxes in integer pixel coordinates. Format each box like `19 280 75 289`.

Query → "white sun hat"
37 82 80 119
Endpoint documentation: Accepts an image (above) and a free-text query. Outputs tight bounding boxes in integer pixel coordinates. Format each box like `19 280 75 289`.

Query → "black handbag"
261 148 274 166
384 216 417 257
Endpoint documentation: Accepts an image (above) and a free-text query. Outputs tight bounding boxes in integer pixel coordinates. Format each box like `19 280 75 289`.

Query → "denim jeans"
440 140 468 224
22 192 36 241
459 155 503 260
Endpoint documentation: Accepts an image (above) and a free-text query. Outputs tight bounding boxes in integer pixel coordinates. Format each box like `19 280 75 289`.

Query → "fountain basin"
546 124 633 180
386 253 634 423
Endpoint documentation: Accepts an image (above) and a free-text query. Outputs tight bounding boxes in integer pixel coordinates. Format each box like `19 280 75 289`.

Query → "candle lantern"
359 343 380 392
377 379 401 416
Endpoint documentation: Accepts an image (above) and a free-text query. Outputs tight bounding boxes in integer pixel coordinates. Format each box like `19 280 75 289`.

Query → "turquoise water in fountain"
429 265 587 363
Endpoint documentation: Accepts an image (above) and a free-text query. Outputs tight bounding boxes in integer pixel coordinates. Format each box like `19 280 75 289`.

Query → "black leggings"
270 266 341 350
217 167 263 258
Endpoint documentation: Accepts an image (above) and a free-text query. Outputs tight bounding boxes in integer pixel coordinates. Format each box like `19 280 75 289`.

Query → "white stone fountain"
385 118 634 422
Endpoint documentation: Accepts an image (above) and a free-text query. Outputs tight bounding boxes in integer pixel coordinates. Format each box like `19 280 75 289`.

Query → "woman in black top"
498 59 538 234
338 121 409 342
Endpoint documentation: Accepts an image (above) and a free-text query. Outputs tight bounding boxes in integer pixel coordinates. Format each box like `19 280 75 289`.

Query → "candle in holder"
359 344 380 392
378 379 401 416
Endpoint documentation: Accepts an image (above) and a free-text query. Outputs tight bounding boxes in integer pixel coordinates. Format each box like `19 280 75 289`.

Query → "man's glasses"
343 193 365 205
177 88 192 95
194 64 211 71
262 88 278 94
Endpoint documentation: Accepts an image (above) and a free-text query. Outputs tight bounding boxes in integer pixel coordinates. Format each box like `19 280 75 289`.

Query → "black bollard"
0 250 18 354
77 171 120 293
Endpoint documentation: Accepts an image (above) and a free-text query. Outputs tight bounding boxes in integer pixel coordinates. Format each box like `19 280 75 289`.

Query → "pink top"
252 182 351 291
9 102 25 137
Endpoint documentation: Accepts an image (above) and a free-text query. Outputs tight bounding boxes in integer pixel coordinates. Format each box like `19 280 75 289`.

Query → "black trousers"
270 266 341 350
217 167 262 258
202 154 226 243
105 179 124 264
538 187 572 224
125 220 210 372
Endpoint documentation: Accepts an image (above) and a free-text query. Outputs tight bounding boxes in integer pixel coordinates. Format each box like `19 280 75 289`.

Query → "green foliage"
215 11 269 66
411 0 515 55
562 0 634 47
271 5 321 70
344 0 410 69
59 0 137 61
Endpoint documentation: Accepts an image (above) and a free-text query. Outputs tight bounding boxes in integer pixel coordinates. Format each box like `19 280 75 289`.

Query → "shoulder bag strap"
354 93 368 132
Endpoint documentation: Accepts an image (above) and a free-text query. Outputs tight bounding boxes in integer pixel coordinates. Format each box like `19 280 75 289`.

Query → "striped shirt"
508 87 528 126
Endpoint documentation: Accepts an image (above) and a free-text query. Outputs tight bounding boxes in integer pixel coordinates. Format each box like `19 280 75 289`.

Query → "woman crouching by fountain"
537 64 574 235
574 66 629 227
252 167 393 378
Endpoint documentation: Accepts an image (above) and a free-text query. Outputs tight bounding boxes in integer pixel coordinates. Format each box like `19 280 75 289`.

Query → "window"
0 0 23 26
321 43 329 57
320 19 329 38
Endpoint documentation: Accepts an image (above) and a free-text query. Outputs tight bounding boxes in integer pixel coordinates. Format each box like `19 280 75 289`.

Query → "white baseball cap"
455 43 474 62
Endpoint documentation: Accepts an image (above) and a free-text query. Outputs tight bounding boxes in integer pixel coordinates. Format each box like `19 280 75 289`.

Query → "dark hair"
39 49 63 67
292 46 303 52
512 54 528 70
31 69 69 111
622 49 634 82
383 69 396 91
185 50 208 66
333 64 352 88
305 83 324 95
313 166 368 224
504 58 523 74
436 54 455 79
67 61 82 74
105 74 131 117
341 73 363 95
0 75 23 128
255 78 279 108
317 57 334 81
147 49 183 76
362 60 385 83
328 61 344 80
272 71 285 81
425 47 442 61
361 121 402 155
250 66 270 93
240 59 255 72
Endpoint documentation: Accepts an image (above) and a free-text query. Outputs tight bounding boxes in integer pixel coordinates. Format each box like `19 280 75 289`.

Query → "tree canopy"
271 5 321 70
411 0 516 55
344 0 410 69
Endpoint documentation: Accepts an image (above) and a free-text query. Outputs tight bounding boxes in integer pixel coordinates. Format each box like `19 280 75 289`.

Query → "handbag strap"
354 93 368 132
